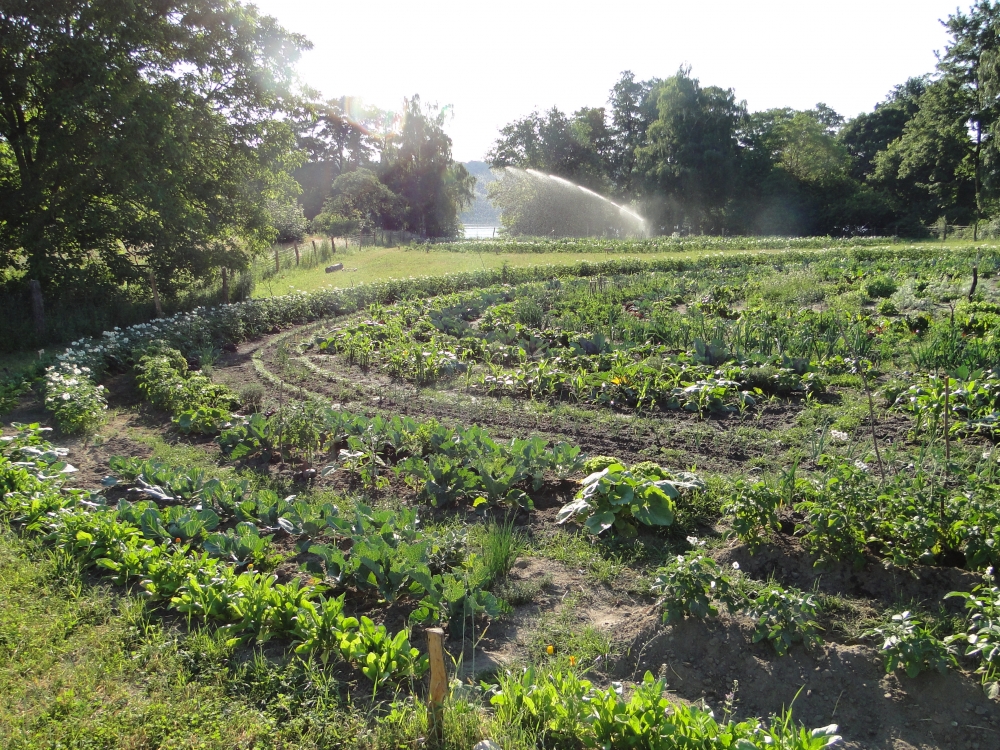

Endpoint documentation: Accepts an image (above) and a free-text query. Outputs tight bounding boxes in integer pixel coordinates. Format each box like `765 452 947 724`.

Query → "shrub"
43 365 106 433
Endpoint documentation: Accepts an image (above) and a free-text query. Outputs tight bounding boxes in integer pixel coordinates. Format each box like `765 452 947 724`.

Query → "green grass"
0 527 539 750
249 240 863 298
0 530 279 749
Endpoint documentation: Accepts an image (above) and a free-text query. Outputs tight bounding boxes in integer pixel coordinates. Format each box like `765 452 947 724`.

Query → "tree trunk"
28 279 45 339
221 267 230 304
149 269 163 318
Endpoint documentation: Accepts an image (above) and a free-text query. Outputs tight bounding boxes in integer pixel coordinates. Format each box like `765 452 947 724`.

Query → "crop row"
0 424 428 691
435 235 919 254
36 244 997 431
1 424 848 748
653 548 1000 695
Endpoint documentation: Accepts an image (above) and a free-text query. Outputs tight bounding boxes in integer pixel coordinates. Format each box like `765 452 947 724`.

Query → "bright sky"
250 0 961 162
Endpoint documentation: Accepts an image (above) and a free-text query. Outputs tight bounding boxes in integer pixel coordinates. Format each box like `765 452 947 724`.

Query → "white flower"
830 429 849 442
732 562 740 570
61 393 71 400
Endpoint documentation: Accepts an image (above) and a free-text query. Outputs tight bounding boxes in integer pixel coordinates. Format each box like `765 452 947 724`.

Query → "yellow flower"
546 645 554 655
569 655 577 666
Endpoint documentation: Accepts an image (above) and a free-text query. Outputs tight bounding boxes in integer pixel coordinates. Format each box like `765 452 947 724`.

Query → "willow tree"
0 0 308 296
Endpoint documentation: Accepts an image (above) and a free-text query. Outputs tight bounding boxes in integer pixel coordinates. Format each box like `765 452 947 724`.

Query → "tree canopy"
487 3 1000 237
0 0 309 294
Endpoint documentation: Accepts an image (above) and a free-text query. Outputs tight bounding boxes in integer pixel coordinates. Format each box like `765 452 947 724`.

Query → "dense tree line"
0 0 472 351
488 1 1000 237
295 95 474 239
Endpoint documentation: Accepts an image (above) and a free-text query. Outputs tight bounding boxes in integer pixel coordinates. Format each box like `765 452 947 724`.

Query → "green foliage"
135 345 237 434
488 668 841 750
747 584 823 656
0 1 307 291
724 480 784 552
652 550 738 622
582 456 622 474
864 276 898 299
865 611 955 678
946 581 1000 697
556 463 687 537
43 365 106 433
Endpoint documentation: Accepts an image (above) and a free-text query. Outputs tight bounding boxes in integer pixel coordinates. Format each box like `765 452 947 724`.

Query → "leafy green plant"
747 584 823 656
946 581 1000 697
865 611 955 678
43 365 106 433
652 550 738 622
724 480 784 552
556 463 692 537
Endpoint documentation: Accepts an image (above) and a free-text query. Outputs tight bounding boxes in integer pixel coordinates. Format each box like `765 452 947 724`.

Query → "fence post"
426 627 447 746
331 236 336 254
275 246 280 273
28 279 45 339
294 241 300 266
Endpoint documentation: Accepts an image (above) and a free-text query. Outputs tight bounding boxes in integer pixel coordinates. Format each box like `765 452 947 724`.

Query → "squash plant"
556 463 696 537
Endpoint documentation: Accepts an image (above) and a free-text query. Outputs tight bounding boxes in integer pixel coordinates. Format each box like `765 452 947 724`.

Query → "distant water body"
461 225 499 239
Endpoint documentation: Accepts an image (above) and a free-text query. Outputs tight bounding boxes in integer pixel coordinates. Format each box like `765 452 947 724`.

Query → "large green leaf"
632 488 675 527
585 509 616 535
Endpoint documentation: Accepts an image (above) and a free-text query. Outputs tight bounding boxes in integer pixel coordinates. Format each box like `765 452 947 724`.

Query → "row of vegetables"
30 244 999 433
1 422 851 748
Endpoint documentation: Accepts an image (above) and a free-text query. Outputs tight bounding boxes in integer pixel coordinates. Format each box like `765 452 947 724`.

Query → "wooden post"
149 269 163 318
331 236 336 254
221 267 230 304
28 279 45 339
275 247 281 273
294 241 300 265
426 627 447 746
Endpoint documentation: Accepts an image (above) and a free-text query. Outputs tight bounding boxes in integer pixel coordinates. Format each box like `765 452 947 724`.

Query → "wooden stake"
294 242 300 265
149 269 163 318
275 247 280 273
426 627 447 747
28 279 45 338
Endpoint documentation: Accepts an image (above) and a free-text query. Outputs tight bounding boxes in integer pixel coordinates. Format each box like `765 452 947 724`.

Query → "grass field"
252 245 676 297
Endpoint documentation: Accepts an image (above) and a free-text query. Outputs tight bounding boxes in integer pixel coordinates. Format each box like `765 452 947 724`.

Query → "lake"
461 225 500 239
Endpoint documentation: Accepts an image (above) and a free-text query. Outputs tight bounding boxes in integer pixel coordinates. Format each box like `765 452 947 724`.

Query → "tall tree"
0 0 306 294
379 96 475 237
486 107 612 191
873 78 977 227
636 68 746 233
939 1 1000 227
607 71 658 197
292 96 390 218
839 78 926 181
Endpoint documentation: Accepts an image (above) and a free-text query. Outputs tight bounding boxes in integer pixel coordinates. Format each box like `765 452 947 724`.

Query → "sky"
250 0 962 162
